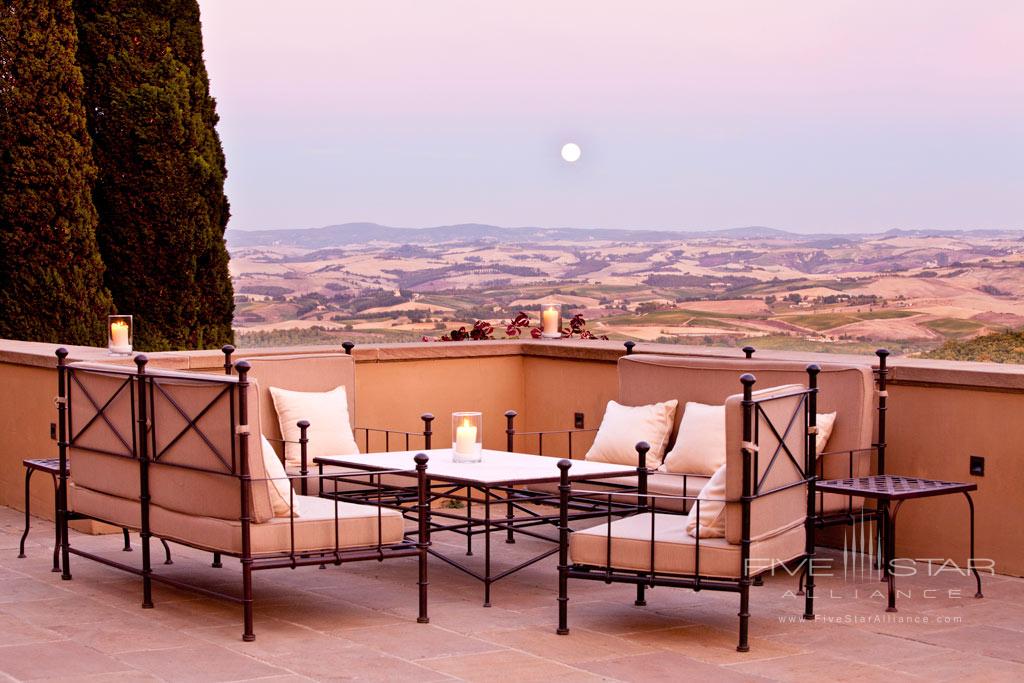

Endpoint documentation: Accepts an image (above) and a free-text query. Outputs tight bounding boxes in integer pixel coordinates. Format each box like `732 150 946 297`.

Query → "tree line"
0 0 233 350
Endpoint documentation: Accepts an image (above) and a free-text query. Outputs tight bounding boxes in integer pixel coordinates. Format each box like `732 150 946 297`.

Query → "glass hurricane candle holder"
452 411 483 463
540 302 562 339
108 315 133 356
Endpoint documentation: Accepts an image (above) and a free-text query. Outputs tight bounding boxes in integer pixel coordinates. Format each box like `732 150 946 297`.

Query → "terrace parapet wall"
1 338 1022 576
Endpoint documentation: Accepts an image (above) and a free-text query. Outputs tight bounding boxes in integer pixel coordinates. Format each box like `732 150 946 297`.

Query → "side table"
18 458 171 570
815 475 983 612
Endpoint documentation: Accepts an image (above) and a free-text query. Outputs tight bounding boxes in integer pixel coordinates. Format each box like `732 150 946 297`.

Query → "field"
227 223 1024 357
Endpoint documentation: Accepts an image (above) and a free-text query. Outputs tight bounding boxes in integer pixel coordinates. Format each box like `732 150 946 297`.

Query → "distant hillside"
227 222 1022 249
225 222 806 249
922 329 1024 364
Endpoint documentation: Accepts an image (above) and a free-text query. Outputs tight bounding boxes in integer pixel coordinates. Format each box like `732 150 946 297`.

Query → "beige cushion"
585 399 678 468
662 402 725 475
269 385 359 468
815 412 836 455
70 484 404 555
570 512 805 578
262 435 298 518
686 464 727 538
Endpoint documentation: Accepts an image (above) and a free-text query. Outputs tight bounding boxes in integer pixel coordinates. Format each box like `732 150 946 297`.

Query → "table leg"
886 500 904 613
18 467 34 559
483 488 492 607
505 497 515 544
51 474 61 572
964 492 983 599
466 493 473 556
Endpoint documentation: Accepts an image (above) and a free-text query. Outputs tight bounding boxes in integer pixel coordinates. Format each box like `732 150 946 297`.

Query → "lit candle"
110 320 131 352
541 306 559 336
454 418 477 455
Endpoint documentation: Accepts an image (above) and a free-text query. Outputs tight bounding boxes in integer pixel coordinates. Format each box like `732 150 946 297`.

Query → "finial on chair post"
623 341 636 355
739 373 756 401
420 413 434 450
504 410 518 452
55 347 69 364
221 345 235 375
134 354 149 374
742 346 755 359
342 341 355 355
234 360 251 383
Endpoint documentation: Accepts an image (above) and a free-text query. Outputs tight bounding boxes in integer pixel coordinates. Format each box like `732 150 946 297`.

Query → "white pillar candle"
454 419 477 454
110 320 131 352
541 307 559 336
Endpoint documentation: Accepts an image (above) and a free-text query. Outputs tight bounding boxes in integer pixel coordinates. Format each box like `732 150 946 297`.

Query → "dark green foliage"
74 0 233 350
922 329 1024 364
0 0 113 345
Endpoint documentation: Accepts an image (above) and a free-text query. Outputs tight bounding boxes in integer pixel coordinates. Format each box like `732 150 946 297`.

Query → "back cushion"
241 354 356 459
618 355 874 480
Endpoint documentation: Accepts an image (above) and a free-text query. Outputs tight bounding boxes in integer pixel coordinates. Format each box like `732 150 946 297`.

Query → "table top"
314 449 638 487
816 475 977 500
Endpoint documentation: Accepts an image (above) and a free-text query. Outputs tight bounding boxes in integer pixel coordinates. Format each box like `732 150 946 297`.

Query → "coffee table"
315 449 639 606
815 475 983 612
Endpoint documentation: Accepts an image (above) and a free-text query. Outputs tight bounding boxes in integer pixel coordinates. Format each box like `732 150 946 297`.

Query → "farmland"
227 223 1024 357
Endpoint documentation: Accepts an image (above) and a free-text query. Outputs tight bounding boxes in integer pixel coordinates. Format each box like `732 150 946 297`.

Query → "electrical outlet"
50 423 57 440
574 412 585 429
969 455 985 477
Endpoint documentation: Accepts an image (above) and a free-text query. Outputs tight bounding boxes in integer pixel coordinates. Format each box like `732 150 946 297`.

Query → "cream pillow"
269 385 359 468
815 412 837 455
662 402 725 475
686 464 727 538
261 434 299 518
585 399 678 468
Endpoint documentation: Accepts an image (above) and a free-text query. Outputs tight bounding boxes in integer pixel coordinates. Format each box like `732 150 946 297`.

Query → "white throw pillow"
686 464 727 538
585 399 678 468
815 412 837 455
261 434 299 518
269 385 359 468
662 402 726 475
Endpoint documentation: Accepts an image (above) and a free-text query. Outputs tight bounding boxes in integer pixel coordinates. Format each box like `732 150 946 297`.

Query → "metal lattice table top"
22 458 66 475
816 475 976 500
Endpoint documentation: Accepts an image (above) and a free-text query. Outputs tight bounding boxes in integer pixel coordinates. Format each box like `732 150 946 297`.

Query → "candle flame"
111 320 128 331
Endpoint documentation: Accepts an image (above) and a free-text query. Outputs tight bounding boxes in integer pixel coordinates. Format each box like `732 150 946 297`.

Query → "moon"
560 142 581 163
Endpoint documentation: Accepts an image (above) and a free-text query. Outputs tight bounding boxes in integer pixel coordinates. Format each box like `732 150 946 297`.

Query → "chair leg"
737 581 751 652
141 530 153 609
634 583 647 606
242 560 255 641
417 544 429 624
18 467 33 559
557 566 569 635
50 474 60 572
122 528 132 551
161 539 173 565
211 552 222 568
753 574 764 586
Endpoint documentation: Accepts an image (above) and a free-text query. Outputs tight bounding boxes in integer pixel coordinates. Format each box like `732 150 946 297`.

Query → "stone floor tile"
578 651 769 682
476 625 657 664
334 622 503 661
417 649 607 682
623 624 806 664
726 652 912 682
0 641 141 680
113 643 291 682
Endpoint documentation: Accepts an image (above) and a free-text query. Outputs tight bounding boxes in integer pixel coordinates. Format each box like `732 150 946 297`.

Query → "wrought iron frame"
55 349 431 641
556 367 821 652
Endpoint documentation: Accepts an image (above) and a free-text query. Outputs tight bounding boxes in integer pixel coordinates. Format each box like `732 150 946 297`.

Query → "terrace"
1 338 1023 681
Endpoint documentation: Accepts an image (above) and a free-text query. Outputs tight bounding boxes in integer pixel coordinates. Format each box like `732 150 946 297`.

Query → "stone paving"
1 505 1022 682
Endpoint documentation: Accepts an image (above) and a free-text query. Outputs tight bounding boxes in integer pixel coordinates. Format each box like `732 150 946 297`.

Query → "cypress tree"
0 0 113 345
74 0 233 351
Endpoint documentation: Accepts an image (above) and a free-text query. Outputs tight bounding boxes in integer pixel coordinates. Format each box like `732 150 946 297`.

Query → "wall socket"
50 422 57 440
574 412 585 429
969 455 985 477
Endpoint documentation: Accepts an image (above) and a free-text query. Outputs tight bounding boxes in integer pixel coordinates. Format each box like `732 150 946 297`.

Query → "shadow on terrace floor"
1 506 1023 682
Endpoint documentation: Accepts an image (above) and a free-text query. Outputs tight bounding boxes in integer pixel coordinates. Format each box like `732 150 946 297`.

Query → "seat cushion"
527 471 708 513
570 512 805 578
585 399 678 468
70 484 405 556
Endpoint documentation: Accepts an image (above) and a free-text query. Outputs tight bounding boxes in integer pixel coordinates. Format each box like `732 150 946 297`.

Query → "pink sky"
199 1 1023 232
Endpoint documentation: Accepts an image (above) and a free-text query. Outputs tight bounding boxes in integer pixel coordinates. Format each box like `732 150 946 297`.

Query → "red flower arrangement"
422 311 608 342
